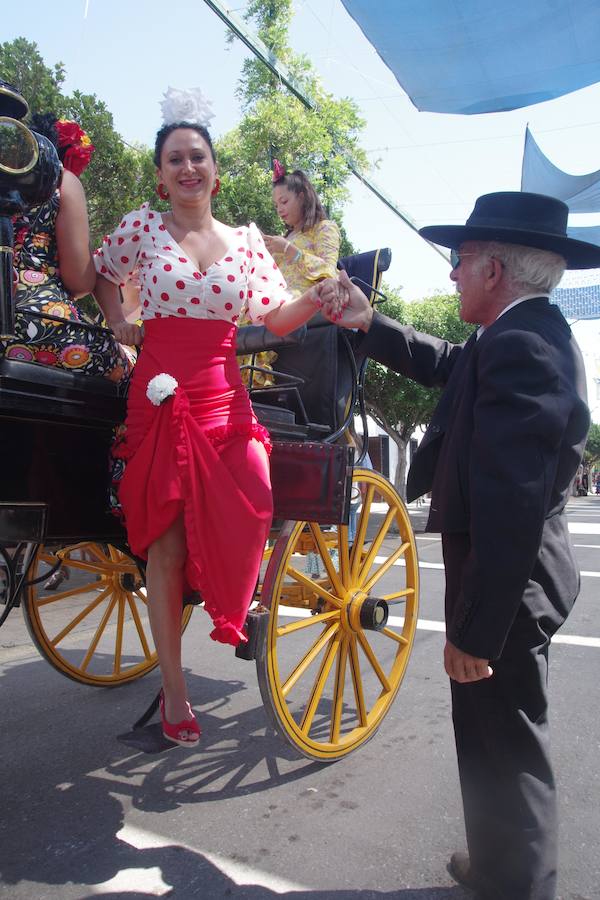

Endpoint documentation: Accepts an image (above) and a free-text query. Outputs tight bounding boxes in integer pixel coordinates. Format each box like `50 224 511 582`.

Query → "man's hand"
318 269 373 331
444 640 493 683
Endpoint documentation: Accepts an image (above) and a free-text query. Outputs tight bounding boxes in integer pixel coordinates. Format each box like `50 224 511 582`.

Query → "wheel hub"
344 591 389 632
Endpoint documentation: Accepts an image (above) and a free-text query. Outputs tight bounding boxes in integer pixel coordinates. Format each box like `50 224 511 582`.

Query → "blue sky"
3 0 600 301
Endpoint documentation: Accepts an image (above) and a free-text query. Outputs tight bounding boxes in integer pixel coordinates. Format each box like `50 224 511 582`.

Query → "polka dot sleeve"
245 222 291 324
94 203 148 286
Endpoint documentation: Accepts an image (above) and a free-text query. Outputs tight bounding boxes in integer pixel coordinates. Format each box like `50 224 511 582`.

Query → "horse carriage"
0 101 419 762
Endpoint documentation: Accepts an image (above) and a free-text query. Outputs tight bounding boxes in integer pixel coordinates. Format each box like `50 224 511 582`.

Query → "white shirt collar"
476 293 549 339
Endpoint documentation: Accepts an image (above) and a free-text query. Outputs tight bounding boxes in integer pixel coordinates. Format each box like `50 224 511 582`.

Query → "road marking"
569 523 600 534
278 609 600 649
372 555 600 577
573 544 600 549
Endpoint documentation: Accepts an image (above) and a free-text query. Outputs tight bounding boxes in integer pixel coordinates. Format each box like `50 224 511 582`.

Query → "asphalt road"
0 497 598 900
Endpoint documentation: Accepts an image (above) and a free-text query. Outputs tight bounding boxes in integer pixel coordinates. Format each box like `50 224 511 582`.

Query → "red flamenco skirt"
115 318 273 646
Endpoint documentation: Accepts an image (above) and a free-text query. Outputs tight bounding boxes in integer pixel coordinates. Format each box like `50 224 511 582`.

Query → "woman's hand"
315 274 350 323
318 269 373 331
262 233 292 256
109 320 144 346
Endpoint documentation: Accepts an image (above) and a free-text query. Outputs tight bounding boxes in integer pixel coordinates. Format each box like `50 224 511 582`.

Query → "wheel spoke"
308 523 344 597
81 543 110 564
330 635 349 743
35 579 108 608
357 630 392 692
381 626 409 646
382 587 414 602
348 636 368 726
113 595 126 674
337 525 350 587
284 564 343 608
50 586 112 645
360 542 411 593
299 630 341 735
281 622 339 698
357 507 396 584
126 594 153 659
80 596 118 671
350 484 375 580
134 588 148 607
276 609 339 637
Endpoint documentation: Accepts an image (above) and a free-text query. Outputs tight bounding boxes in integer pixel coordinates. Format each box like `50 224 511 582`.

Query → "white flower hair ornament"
160 87 215 128
147 373 179 406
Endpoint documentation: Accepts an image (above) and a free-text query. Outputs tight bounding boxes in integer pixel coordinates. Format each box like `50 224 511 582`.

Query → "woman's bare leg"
146 515 195 732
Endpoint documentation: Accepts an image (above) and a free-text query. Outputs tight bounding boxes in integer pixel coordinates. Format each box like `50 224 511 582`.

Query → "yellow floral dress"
238 219 340 387
271 219 341 299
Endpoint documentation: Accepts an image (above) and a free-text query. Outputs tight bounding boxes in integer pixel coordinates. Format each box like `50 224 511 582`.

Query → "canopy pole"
202 0 450 264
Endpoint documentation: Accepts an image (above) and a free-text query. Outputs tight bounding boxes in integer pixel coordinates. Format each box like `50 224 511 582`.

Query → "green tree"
364 290 473 497
0 37 65 116
64 90 157 246
584 422 600 467
215 0 367 251
0 40 156 248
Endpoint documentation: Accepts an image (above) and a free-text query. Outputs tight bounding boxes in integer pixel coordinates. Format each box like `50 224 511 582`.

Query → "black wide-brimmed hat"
419 191 600 269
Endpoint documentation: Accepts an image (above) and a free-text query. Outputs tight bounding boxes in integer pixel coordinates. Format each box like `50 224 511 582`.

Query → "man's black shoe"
448 851 479 891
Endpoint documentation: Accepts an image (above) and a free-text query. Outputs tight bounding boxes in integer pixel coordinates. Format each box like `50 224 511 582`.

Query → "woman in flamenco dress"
93 90 347 747
6 110 135 383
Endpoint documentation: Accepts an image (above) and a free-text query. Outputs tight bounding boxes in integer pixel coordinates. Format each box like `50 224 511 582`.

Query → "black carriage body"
0 359 125 543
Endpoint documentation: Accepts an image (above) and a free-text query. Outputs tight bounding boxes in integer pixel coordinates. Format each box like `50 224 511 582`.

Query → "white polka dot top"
94 203 290 324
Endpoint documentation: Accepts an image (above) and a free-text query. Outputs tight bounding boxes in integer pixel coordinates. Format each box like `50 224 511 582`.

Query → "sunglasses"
450 250 479 270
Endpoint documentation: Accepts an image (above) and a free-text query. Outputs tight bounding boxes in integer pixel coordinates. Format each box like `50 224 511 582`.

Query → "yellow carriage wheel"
22 542 193 686
257 468 419 761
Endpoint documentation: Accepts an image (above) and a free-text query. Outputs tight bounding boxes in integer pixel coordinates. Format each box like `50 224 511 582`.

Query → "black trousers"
443 533 558 900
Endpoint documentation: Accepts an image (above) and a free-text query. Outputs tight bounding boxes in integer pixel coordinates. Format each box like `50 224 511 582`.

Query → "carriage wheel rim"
23 542 192 686
258 469 419 760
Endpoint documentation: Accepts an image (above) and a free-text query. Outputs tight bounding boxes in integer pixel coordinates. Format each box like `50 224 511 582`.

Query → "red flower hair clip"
272 158 286 182
55 119 95 177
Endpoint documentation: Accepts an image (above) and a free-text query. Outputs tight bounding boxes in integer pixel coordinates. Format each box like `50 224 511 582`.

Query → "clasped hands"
315 268 374 331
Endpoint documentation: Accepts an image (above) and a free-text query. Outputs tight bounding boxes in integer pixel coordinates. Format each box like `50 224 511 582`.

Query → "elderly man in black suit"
319 192 598 900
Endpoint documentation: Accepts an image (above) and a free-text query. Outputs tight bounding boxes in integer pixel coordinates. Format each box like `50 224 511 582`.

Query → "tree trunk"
389 431 409 500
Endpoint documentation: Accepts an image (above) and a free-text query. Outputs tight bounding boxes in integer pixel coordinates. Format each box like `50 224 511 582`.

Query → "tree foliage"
0 39 155 249
0 38 65 115
584 422 600 467
364 290 473 496
216 0 366 252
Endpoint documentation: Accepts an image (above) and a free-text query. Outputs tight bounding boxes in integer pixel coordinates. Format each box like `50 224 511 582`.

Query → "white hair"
472 242 566 293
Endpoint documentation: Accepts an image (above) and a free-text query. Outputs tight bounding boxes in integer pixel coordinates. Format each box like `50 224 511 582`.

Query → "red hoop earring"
211 178 221 197
156 182 169 201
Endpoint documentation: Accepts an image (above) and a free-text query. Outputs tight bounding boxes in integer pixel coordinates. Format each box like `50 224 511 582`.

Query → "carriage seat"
246 248 392 438
0 357 126 426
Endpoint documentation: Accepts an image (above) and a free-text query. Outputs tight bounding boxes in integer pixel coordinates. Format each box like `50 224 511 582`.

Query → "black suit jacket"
359 299 590 659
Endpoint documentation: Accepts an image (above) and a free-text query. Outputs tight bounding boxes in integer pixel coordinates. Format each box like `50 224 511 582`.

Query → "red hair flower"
272 158 286 182
55 119 95 177
63 143 95 177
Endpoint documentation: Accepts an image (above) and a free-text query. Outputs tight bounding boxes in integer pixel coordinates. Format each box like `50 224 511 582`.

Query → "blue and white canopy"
341 0 600 115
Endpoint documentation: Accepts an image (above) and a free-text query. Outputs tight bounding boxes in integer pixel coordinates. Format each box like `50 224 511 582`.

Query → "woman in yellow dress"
263 162 340 297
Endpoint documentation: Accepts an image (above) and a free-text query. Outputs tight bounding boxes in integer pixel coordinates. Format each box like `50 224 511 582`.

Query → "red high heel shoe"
159 690 201 747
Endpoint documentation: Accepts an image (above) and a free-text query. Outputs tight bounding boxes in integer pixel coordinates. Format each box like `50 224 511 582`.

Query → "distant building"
551 269 600 424
551 282 600 320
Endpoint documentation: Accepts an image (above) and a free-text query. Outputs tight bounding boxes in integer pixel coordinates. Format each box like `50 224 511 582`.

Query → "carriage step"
235 605 270 661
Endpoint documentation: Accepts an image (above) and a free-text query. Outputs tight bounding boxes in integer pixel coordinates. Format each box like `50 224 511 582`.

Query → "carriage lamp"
0 115 61 337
